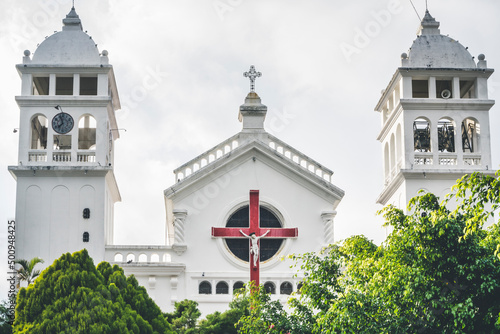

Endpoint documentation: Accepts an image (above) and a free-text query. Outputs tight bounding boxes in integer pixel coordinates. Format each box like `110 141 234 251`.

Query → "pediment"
164 133 344 205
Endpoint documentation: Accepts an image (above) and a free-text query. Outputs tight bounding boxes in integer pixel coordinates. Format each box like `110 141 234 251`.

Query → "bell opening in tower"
32 76 49 95
413 118 431 152
80 76 98 95
53 135 72 150
436 79 452 99
412 79 429 98
56 76 73 95
460 80 476 99
30 115 48 149
78 115 97 150
462 118 480 153
438 119 455 153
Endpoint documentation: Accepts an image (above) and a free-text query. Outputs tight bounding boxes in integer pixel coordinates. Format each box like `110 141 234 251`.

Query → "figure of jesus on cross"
212 190 298 287
239 229 270 267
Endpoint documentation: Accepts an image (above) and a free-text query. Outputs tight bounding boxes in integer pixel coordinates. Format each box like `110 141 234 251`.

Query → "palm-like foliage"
14 257 44 286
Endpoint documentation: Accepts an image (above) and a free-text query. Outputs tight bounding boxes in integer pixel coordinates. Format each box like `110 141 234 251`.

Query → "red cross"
211 190 298 287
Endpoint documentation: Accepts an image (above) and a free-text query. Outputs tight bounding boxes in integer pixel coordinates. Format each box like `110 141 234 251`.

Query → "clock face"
52 112 74 134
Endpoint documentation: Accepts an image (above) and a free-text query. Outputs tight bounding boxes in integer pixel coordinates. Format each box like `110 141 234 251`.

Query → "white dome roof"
406 11 476 69
31 8 101 65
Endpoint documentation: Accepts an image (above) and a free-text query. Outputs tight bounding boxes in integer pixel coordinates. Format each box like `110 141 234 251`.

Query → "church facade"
9 7 344 315
9 7 496 315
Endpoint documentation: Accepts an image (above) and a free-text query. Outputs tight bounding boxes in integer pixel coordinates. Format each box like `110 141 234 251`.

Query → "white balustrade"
266 134 334 184
172 132 334 184
438 154 457 166
174 134 240 181
463 156 481 166
414 154 433 166
77 151 96 163
106 246 177 264
53 151 71 162
28 151 47 162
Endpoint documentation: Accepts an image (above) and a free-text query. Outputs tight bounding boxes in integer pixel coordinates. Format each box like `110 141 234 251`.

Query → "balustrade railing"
105 246 177 264
174 134 240 181
463 155 481 166
77 151 96 163
28 151 47 162
438 154 457 166
265 134 333 183
52 151 71 162
173 132 335 184
414 153 433 166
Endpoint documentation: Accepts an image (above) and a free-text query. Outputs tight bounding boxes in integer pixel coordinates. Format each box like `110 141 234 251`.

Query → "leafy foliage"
0 300 13 334
14 257 44 286
13 249 173 334
256 172 500 333
164 299 201 334
163 293 250 334
197 293 249 334
235 282 311 334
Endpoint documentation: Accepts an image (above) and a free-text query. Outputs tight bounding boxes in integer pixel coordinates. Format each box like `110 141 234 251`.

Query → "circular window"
224 206 284 263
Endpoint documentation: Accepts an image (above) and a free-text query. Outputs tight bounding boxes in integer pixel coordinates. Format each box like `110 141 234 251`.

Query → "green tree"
14 257 44 286
258 172 500 333
164 299 201 334
13 249 173 334
0 300 13 334
197 289 249 334
235 282 311 334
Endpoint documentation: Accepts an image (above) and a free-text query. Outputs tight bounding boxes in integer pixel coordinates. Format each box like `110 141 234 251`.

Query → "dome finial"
62 4 82 31
418 9 440 35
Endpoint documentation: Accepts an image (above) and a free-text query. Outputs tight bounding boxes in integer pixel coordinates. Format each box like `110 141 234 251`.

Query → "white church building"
9 8 495 314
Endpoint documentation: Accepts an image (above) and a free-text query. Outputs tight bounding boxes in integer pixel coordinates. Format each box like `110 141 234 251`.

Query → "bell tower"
376 11 495 208
8 7 121 267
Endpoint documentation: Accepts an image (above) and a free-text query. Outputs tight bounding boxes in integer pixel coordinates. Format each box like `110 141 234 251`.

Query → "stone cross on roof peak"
243 65 261 92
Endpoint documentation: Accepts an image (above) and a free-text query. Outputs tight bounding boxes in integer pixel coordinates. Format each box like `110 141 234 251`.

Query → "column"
172 209 188 255
321 211 337 245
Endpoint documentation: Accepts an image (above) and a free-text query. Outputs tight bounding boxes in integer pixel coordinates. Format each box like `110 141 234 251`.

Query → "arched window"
83 232 89 242
396 124 402 164
78 115 96 150
233 281 244 294
199 281 212 295
225 206 283 263
126 254 135 262
264 282 276 294
216 281 229 294
438 118 455 152
390 133 396 173
280 281 293 295
30 115 48 149
461 118 479 153
413 118 431 152
297 282 304 294
384 142 390 180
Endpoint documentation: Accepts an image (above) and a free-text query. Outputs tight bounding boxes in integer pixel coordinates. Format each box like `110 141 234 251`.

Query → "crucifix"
243 65 261 92
211 190 298 287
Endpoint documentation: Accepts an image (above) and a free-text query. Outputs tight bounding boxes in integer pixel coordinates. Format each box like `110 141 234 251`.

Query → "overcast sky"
1 0 499 299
